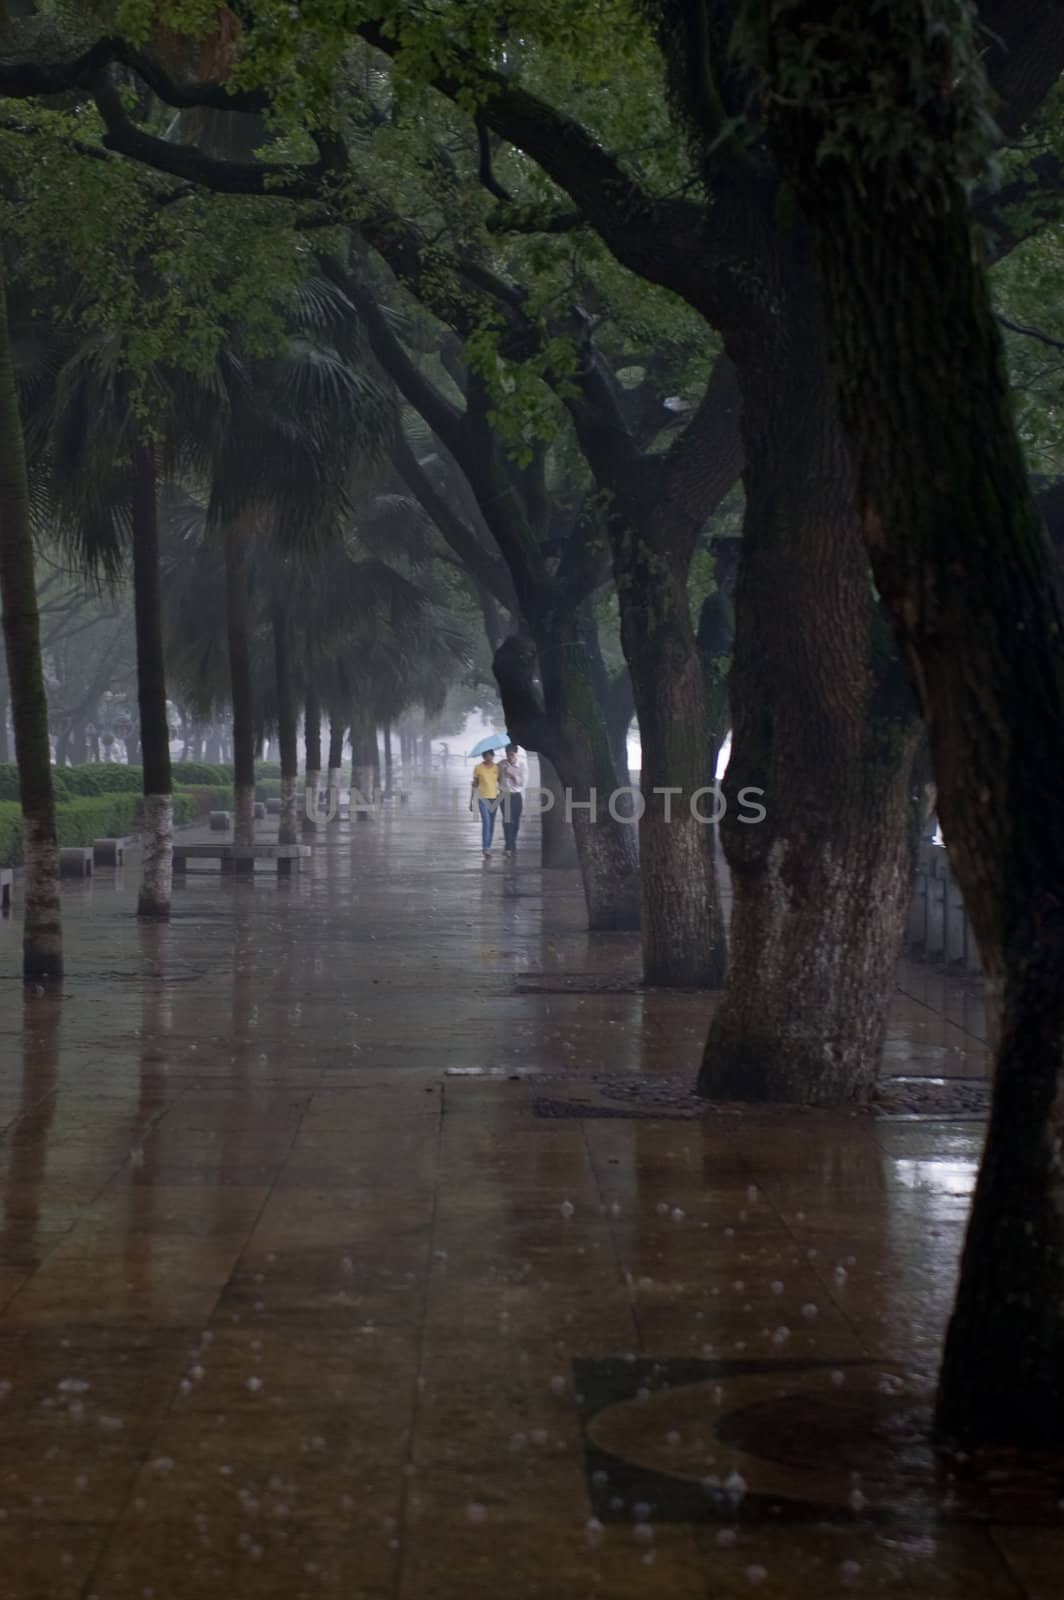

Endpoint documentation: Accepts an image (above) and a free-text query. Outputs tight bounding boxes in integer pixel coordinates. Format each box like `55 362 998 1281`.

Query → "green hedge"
0 803 19 866
176 784 234 814
255 761 281 779
0 792 195 865
171 762 231 787
64 763 143 794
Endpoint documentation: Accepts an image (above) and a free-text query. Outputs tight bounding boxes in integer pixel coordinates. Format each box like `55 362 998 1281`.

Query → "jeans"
478 798 498 850
502 790 523 851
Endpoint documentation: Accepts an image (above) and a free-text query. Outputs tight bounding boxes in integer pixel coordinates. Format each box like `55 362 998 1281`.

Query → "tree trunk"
382 718 394 797
272 607 298 846
130 440 173 921
759 0 1064 1449
495 624 640 931
327 713 345 815
303 676 322 834
0 270 61 983
223 511 256 847
350 704 376 809
616 533 727 988
700 275 919 1102
539 755 579 869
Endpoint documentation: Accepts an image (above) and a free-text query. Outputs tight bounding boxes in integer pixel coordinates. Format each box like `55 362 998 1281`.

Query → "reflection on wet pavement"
0 769 1054 1598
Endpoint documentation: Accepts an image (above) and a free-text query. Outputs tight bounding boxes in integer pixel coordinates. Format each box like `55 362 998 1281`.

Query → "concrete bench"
93 836 131 867
209 810 232 831
253 801 267 820
265 798 282 815
59 847 93 878
0 867 11 914
172 843 311 878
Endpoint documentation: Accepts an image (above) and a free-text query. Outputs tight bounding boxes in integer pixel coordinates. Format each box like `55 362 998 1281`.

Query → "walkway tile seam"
579 1119 645 1355
748 1171 874 1371
75 1089 315 1596
394 1078 446 1600
0 1085 195 1316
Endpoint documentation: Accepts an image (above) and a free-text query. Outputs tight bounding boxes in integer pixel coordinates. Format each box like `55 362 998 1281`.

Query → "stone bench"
0 867 11 914
209 810 232 831
93 836 131 867
265 798 282 815
253 801 267 820
172 843 311 878
59 847 93 878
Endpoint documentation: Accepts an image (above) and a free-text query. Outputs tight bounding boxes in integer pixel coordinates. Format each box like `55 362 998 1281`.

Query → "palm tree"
0 266 61 981
30 333 178 918
176 278 392 847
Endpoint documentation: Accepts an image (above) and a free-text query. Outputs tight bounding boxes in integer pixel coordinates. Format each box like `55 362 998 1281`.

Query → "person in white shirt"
498 743 526 855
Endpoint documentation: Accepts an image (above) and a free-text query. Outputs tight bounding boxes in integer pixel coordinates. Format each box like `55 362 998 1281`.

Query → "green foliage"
171 761 232 786
735 0 997 195
0 790 192 863
2 112 310 390
0 804 21 866
993 224 1064 475
63 762 144 794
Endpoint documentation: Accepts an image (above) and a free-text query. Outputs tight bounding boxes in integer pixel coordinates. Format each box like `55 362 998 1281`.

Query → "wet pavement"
0 766 1054 1599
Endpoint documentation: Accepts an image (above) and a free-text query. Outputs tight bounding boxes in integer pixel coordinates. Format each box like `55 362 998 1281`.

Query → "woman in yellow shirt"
470 751 501 858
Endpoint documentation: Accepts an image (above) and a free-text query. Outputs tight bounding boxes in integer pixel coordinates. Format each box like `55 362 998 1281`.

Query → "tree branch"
996 312 1064 353
390 431 516 610
356 20 707 306
322 255 468 460
91 65 338 199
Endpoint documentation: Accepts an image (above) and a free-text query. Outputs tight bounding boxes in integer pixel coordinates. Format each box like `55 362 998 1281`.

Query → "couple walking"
469 744 525 860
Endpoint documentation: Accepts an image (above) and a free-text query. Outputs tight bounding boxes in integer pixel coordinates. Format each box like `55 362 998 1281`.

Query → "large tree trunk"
223 511 256 847
495 624 640 931
272 607 298 846
539 755 579 869
350 703 376 811
0 271 61 983
130 441 173 921
700 276 919 1102
326 712 345 817
617 536 727 988
760 0 1064 1449
303 676 322 834
382 718 394 797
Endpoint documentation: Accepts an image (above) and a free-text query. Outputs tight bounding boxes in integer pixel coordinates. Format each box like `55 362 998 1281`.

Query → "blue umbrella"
467 733 511 757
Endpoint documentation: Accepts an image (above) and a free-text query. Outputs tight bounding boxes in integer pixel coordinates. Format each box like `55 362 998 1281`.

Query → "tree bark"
303 676 322 834
700 267 919 1102
539 755 579 869
0 269 61 983
757 0 1064 1449
272 606 298 846
566 350 741 987
350 703 376 810
326 712 345 815
130 440 173 920
495 625 640 930
382 717 394 797
617 532 727 988
223 510 256 847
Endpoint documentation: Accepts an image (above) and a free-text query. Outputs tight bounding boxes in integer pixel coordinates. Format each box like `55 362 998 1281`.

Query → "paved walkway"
0 768 1053 1599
